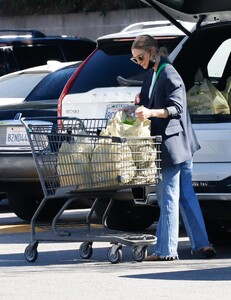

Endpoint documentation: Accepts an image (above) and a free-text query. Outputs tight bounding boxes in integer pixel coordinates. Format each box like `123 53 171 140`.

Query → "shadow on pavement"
120 266 231 281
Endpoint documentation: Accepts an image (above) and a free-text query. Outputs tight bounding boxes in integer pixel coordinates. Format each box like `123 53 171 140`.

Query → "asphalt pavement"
0 200 231 300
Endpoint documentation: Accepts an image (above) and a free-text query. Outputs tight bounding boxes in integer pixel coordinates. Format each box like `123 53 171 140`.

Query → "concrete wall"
0 8 164 41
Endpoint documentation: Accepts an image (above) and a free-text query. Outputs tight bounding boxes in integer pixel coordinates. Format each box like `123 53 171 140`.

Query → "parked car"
0 60 83 113
0 61 84 221
58 2 231 244
0 29 96 76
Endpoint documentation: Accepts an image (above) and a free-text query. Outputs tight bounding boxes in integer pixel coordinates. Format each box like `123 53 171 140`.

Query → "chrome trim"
147 192 231 202
0 148 32 153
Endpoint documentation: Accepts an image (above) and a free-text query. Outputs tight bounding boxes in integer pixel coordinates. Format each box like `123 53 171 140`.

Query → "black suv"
0 29 96 76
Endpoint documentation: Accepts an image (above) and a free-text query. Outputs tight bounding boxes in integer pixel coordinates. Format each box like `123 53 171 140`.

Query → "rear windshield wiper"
117 76 143 86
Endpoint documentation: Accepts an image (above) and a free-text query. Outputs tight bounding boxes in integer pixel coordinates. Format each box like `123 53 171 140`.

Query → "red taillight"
57 49 97 123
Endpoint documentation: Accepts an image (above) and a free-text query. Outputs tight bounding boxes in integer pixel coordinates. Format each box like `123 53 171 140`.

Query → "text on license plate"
106 104 130 120
6 127 29 146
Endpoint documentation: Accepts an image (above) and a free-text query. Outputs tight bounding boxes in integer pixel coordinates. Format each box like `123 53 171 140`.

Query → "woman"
130 35 216 261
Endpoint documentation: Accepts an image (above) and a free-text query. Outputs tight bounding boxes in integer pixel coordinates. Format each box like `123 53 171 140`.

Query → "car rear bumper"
196 193 231 201
0 152 39 182
146 192 231 203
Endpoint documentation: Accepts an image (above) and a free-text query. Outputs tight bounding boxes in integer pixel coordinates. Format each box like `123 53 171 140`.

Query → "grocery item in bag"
222 76 231 110
98 110 157 185
57 137 93 189
101 110 151 137
105 110 156 167
187 78 230 114
91 139 136 187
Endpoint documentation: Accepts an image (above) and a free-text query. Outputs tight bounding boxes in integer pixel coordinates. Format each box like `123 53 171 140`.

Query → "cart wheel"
108 246 122 264
24 244 38 263
79 242 93 259
132 246 147 262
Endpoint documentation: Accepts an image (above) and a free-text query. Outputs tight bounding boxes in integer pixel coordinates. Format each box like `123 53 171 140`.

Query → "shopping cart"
21 116 162 264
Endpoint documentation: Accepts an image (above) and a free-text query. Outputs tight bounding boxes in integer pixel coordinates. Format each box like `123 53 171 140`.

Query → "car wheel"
204 218 231 246
200 201 231 246
95 198 159 231
7 182 67 221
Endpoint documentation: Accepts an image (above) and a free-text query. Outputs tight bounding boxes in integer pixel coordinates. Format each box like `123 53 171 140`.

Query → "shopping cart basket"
21 116 162 264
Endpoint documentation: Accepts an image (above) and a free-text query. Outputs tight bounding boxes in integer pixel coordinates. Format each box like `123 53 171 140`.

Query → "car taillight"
57 49 97 124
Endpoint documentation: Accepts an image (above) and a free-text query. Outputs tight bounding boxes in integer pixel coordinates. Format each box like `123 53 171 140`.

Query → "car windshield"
26 66 77 101
0 73 48 98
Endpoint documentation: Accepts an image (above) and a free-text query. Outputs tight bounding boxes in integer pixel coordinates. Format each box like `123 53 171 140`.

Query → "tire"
132 246 148 262
94 198 160 231
204 219 231 246
7 182 67 221
79 242 93 259
24 244 38 263
200 201 231 246
108 247 122 264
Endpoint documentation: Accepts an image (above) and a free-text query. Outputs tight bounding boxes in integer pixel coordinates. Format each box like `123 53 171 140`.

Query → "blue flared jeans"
154 159 211 258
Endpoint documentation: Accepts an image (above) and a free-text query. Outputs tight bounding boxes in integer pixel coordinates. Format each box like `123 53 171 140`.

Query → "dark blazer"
139 57 200 167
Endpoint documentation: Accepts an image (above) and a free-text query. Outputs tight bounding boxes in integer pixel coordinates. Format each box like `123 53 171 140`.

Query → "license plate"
6 126 29 146
105 104 129 120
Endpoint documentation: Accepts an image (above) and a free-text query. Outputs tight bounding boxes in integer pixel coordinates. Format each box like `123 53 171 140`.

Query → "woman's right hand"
135 105 152 121
122 105 137 114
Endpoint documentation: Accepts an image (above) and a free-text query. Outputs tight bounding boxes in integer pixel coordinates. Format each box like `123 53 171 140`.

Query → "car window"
68 49 146 94
26 67 77 101
0 48 19 76
13 45 65 69
0 38 95 77
0 73 47 98
186 34 231 123
61 42 96 61
68 37 182 94
208 38 231 78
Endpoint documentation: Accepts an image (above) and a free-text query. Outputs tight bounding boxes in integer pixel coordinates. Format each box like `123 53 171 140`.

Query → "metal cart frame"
21 117 162 264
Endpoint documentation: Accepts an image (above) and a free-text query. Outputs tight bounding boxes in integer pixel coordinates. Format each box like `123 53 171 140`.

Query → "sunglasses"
130 52 146 64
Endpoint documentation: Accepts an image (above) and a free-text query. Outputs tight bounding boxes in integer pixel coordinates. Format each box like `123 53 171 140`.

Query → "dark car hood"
141 0 231 27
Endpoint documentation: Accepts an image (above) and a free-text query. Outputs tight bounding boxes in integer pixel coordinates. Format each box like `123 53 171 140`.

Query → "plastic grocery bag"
96 110 157 186
105 110 156 163
57 136 93 190
101 110 151 137
91 140 136 187
187 78 230 114
222 76 231 110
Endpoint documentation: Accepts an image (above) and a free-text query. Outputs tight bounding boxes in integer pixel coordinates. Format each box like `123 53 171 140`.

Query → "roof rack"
0 29 46 38
121 20 172 32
